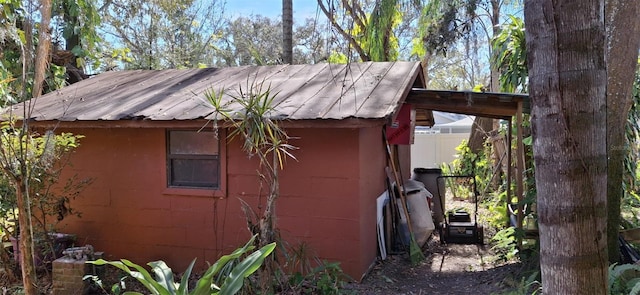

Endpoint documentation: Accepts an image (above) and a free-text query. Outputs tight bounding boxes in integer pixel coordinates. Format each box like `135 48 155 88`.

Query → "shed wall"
57 125 387 279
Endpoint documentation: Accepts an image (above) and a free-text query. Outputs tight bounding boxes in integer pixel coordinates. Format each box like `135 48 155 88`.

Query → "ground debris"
344 235 522 295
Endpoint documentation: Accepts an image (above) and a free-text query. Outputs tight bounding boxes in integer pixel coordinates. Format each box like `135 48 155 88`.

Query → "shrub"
86 235 275 295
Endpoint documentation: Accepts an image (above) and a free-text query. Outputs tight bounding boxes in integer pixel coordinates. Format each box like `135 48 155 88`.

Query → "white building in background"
411 112 473 170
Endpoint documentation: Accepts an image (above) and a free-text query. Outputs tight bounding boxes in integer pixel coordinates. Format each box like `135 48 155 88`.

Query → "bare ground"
344 190 528 295
344 235 524 295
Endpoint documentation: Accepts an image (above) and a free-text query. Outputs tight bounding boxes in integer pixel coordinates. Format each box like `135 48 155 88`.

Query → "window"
167 130 219 189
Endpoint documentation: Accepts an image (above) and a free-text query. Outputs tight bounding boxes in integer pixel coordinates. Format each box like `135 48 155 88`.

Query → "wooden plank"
507 118 513 228
516 101 525 248
621 228 640 243
406 89 527 119
26 118 386 129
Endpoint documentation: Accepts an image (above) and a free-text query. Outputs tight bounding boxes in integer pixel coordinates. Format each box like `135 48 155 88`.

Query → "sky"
224 1 320 21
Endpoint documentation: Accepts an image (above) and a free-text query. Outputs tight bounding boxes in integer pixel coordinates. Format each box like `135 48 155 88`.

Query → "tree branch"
317 0 370 61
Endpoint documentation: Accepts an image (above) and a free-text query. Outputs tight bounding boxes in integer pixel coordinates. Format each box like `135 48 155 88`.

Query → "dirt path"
345 234 523 294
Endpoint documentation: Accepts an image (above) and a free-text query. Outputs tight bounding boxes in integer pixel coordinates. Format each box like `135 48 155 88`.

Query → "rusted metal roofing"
7 62 423 122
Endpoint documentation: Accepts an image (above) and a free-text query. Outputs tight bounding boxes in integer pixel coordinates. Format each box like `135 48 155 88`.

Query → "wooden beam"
406 89 522 119
24 118 386 129
507 117 513 228
516 101 525 248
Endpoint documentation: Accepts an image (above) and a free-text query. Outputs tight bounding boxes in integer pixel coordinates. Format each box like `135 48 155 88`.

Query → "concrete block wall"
57 125 389 279
52 257 88 295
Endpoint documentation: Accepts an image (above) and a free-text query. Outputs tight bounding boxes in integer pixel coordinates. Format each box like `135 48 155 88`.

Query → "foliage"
206 78 348 294
318 0 409 62
414 0 478 57
621 63 640 228
490 227 518 262
423 48 490 90
99 0 226 70
359 0 401 61
206 80 296 172
484 190 509 228
292 18 333 64
500 270 541 295
0 121 89 263
287 261 349 295
278 240 351 295
0 1 72 104
2 0 101 95
212 15 282 66
211 15 330 67
415 0 525 91
0 1 83 293
448 139 492 200
609 263 640 295
206 78 296 293
86 235 276 295
51 0 102 69
492 15 527 93
327 52 350 64
0 0 24 105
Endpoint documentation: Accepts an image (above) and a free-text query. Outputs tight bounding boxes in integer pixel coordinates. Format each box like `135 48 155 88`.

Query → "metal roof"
7 62 423 122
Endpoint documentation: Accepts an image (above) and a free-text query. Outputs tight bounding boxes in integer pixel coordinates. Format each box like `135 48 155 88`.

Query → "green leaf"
122 259 169 295
71 45 85 57
191 235 258 295
148 260 177 294
630 278 640 295
219 242 276 295
177 259 196 295
87 259 168 295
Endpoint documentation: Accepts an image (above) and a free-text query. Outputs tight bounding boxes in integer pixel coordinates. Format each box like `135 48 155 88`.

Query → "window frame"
164 129 226 196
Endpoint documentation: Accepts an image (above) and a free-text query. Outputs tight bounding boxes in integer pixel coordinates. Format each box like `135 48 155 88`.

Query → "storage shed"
7 62 427 280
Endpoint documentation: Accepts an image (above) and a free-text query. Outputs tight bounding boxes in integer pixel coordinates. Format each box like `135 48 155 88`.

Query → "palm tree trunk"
525 0 608 293
282 0 293 64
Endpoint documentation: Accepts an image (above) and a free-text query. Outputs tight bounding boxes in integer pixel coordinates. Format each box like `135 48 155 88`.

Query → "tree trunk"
526 1 608 293
282 0 293 64
467 117 493 154
489 0 500 92
604 0 640 264
259 152 279 294
32 0 52 98
15 179 37 295
468 0 500 155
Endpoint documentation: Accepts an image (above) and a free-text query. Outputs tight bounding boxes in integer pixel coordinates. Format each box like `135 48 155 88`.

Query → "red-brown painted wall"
56 123 392 280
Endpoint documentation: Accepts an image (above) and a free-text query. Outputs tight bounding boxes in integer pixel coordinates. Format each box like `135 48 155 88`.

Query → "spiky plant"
205 77 296 293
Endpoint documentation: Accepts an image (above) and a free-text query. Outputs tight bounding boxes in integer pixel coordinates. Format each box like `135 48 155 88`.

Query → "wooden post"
516 101 525 247
507 118 513 228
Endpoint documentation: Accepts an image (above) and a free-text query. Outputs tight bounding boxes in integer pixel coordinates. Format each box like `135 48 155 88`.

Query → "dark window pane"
170 158 219 188
169 130 218 155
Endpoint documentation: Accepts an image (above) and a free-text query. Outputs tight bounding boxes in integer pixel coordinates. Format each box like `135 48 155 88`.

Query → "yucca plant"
86 235 275 295
205 77 296 293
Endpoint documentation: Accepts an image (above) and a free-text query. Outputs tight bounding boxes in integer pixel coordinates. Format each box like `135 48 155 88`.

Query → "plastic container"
405 186 435 246
412 168 445 226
